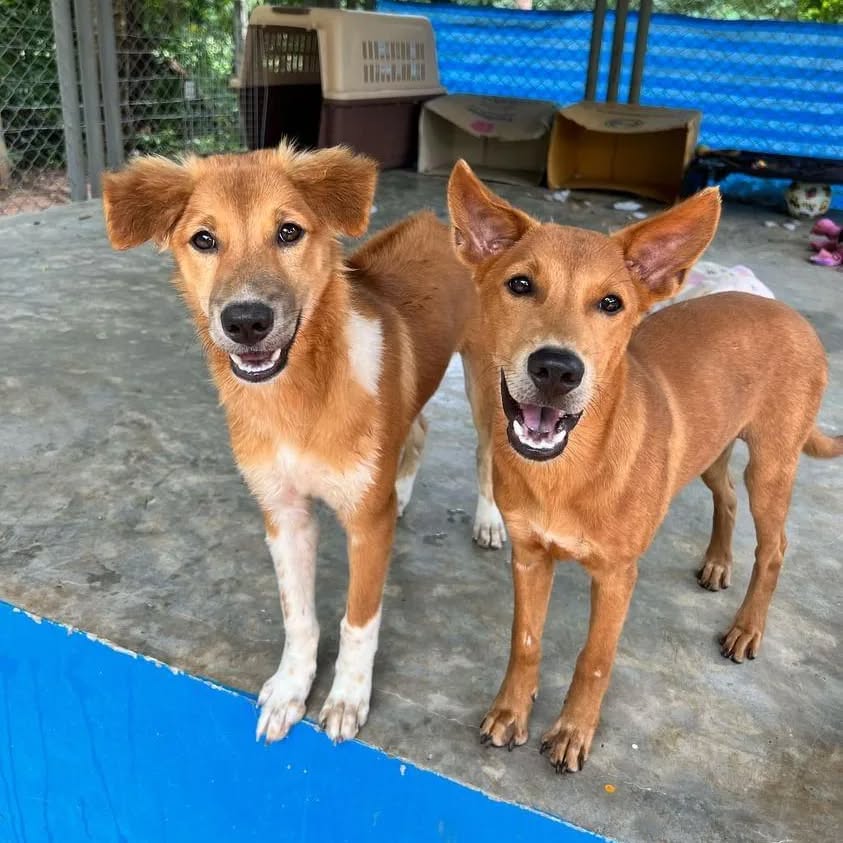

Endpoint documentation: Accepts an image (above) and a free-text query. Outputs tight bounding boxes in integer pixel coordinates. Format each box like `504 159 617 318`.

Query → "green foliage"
797 0 843 22
0 0 65 167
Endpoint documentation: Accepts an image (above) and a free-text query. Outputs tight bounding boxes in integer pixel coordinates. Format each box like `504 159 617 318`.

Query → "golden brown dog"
102 144 489 743
448 160 842 773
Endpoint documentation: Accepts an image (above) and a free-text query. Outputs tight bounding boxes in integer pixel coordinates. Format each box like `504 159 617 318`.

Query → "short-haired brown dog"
447 160 842 773
102 144 490 744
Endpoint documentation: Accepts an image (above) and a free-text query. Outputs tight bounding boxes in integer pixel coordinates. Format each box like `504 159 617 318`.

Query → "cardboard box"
418 95 556 185
547 102 701 202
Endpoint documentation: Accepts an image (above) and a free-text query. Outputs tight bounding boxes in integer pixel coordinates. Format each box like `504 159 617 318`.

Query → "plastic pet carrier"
235 6 444 168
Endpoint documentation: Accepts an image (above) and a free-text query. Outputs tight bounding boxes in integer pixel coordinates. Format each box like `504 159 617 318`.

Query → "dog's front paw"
319 691 370 743
473 494 507 549
720 620 763 663
697 558 732 591
256 668 312 743
480 704 530 750
539 715 596 773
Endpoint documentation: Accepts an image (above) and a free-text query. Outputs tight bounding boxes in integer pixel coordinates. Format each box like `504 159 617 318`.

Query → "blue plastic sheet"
380 2 843 209
0 602 607 843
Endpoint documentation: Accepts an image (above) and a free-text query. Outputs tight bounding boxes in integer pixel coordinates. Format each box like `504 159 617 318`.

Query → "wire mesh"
0 0 260 216
113 0 247 160
0 0 69 214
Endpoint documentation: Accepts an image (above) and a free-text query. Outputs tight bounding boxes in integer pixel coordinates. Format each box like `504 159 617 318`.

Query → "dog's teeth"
514 420 526 438
230 352 278 374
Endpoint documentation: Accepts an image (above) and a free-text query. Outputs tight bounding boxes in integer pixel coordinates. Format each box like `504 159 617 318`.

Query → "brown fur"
448 159 841 773
102 144 477 739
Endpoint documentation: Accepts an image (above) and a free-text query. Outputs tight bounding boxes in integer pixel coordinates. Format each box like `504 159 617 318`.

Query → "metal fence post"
96 0 124 169
0 114 11 188
73 0 106 197
606 0 630 103
585 0 608 101
50 0 87 201
628 0 653 104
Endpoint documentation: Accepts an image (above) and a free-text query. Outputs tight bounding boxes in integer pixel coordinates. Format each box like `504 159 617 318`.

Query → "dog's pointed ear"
102 156 194 250
282 145 378 238
613 187 721 306
447 159 534 266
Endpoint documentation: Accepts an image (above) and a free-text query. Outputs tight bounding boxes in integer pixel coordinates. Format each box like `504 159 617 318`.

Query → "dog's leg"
395 413 428 517
720 447 797 663
697 442 737 591
461 354 507 549
256 500 319 743
481 538 554 748
541 562 638 773
320 493 396 742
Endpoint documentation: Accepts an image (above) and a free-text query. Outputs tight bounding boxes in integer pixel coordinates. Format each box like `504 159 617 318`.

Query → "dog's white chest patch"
244 447 376 515
346 310 383 396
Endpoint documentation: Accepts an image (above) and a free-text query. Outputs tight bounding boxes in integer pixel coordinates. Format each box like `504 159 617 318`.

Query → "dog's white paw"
395 471 417 518
473 493 507 549
256 667 312 743
319 611 379 742
319 690 371 743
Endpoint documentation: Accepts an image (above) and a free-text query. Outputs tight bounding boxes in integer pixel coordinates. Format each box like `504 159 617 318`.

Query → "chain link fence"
113 0 249 161
0 0 261 216
0 1 68 214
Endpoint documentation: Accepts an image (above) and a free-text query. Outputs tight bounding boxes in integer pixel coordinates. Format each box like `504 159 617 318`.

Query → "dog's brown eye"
598 294 624 314
278 223 303 245
507 276 532 296
190 230 217 252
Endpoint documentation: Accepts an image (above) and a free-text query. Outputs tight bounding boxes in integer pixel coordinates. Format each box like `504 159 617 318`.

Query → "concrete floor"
1 172 841 842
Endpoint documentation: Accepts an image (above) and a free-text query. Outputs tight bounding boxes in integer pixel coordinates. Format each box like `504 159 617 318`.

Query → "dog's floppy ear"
447 159 534 267
102 156 194 250
282 145 378 238
613 187 721 306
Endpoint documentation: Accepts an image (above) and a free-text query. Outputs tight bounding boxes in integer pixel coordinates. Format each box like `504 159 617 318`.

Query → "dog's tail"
803 427 843 459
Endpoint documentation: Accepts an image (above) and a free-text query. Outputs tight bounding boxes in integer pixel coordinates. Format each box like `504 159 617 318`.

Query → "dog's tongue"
521 404 543 431
238 351 270 364
521 404 563 434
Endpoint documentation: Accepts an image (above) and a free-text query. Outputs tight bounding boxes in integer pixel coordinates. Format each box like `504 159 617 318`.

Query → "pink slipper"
811 217 842 239
809 248 843 267
810 234 834 251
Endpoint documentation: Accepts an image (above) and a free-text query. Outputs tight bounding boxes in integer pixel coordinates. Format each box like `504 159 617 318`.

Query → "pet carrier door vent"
362 40 426 85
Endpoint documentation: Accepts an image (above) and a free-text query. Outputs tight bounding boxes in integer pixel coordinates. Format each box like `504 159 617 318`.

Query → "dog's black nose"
220 301 274 345
527 347 584 395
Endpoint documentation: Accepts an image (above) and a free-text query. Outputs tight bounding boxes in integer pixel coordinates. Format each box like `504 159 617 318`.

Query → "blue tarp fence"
379 2 843 208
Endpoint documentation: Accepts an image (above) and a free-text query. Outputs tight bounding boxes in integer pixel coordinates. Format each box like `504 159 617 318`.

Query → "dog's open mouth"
228 318 299 384
229 347 287 382
500 371 582 461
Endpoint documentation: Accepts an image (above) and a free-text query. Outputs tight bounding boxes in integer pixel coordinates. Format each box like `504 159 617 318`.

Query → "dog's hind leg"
720 441 799 663
395 413 428 517
461 354 507 549
697 442 737 591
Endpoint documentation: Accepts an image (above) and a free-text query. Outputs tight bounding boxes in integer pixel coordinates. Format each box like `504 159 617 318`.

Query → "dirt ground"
0 168 70 215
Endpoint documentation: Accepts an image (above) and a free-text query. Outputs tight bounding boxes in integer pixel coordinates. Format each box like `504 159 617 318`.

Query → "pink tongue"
540 406 563 433
521 404 542 431
521 404 563 434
